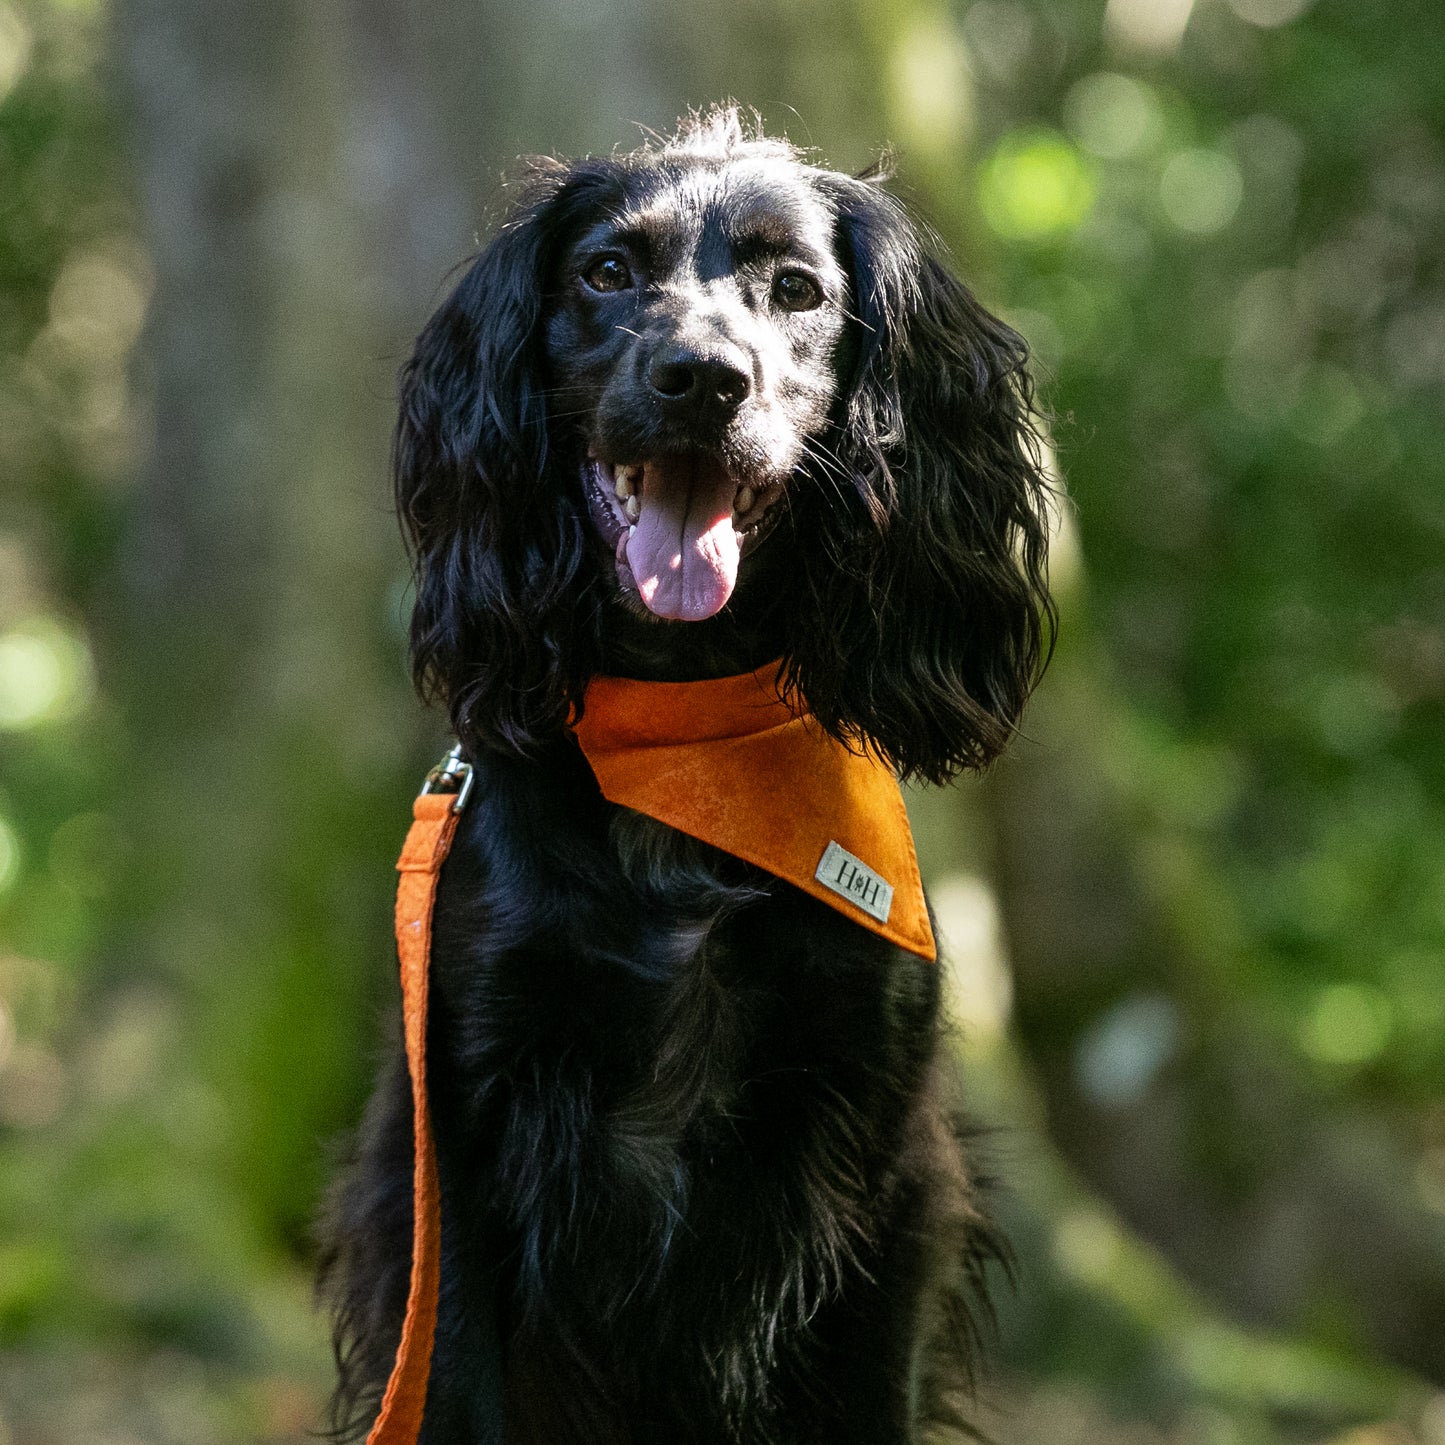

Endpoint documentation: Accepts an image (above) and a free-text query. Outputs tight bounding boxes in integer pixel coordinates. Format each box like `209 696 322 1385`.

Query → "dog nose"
647 348 752 414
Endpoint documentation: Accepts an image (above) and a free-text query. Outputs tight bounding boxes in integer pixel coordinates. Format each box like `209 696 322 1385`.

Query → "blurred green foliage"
0 0 1442 1440
977 0 1445 1112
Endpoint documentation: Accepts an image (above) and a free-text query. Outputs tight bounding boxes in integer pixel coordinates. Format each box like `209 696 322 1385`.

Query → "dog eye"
772 271 823 312
583 256 633 293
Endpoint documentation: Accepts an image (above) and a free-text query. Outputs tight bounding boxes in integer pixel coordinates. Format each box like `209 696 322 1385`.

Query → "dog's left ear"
789 171 1057 784
396 161 615 758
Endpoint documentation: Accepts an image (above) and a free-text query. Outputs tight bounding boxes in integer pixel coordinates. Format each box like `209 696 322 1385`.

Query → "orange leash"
367 750 472 1445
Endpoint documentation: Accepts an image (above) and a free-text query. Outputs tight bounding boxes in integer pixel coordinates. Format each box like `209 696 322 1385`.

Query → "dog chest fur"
416 752 961 1437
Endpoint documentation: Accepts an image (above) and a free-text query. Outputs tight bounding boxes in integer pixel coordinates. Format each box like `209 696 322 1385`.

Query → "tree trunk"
106 0 676 1245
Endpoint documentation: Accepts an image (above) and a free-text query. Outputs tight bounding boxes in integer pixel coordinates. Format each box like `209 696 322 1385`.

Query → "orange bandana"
574 662 936 961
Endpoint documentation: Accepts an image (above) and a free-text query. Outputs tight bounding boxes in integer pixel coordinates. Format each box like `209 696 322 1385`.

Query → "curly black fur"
318 108 1050 1444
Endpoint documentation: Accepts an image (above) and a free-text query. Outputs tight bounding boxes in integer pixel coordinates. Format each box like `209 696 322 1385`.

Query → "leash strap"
368 749 472 1444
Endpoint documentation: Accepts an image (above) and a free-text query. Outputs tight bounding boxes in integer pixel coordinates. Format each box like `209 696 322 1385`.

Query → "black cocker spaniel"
319 107 1054 1445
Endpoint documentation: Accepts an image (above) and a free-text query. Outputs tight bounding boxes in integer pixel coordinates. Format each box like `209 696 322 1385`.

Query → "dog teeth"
734 484 756 515
614 463 643 501
624 494 641 522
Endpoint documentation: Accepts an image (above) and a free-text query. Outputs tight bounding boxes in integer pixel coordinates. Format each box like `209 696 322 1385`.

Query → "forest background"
1 0 1443 1439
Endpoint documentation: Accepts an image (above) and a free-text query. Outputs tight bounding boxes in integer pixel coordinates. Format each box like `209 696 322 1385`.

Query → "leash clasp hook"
421 743 475 814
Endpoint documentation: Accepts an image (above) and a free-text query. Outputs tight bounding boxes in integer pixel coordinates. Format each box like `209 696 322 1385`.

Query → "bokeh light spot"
1075 992 1182 1105
0 1 31 106
1064 72 1164 160
1298 983 1393 1066
932 873 1013 1039
979 129 1095 240
1160 148 1243 234
1054 1206 1125 1285
0 618 95 729
1104 0 1196 55
889 11 974 154
1422 1396 1445 1445
960 1 1035 84
0 1042 67 1128
46 242 153 367
1227 0 1315 27
0 816 18 894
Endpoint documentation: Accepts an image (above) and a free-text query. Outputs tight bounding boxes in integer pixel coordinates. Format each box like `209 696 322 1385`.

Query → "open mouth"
584 453 784 621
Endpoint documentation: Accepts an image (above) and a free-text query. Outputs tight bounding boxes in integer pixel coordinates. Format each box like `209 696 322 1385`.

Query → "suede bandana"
573 662 936 962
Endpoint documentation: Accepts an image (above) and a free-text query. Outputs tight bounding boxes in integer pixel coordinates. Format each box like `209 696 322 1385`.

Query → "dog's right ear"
790 168 1057 785
395 164 610 758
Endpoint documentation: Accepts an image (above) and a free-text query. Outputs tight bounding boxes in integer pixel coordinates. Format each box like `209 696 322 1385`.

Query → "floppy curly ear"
786 172 1056 784
396 163 611 757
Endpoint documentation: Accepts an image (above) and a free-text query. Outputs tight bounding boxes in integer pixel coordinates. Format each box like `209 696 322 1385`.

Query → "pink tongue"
624 456 740 621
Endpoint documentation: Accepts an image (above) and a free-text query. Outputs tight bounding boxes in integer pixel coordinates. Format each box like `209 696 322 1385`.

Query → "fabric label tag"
815 841 894 924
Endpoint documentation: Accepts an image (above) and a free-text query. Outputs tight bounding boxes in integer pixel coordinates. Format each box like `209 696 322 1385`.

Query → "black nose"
647 348 752 415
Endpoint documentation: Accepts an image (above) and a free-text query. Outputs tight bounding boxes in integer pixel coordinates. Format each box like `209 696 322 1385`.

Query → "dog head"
396 108 1055 782
546 134 848 622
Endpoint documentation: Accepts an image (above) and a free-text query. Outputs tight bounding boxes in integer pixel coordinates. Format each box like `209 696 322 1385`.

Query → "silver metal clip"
421 743 475 814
